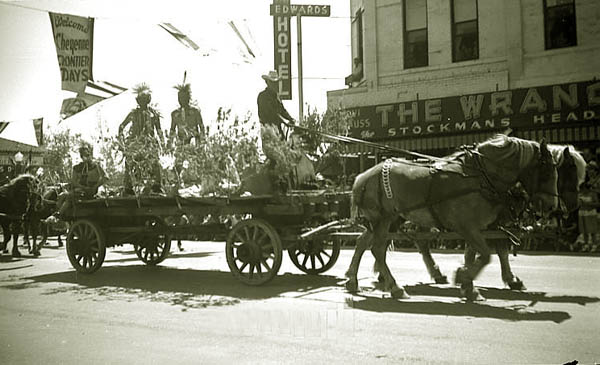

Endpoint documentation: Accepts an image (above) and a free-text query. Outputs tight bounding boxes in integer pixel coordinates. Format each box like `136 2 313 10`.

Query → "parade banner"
60 80 127 120
33 118 43 146
49 12 94 94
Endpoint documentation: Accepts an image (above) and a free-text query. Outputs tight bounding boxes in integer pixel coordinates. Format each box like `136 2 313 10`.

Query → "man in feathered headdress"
118 83 164 195
170 83 205 145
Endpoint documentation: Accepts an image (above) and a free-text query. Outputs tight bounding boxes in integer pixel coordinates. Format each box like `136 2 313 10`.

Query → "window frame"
403 0 429 69
451 0 479 62
543 0 577 50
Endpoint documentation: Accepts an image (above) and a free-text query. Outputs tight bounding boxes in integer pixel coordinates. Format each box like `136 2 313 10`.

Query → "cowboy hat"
261 70 280 82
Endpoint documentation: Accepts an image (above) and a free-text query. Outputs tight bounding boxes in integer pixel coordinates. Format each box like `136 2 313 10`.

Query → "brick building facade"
327 0 600 164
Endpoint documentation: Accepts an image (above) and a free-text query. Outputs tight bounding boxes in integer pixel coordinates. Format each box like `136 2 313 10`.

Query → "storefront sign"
351 80 600 139
49 12 94 94
273 0 292 99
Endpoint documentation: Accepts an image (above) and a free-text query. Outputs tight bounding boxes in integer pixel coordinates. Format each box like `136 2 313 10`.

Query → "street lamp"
14 151 23 163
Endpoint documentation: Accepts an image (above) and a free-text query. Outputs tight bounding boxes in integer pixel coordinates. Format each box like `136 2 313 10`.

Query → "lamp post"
14 151 24 176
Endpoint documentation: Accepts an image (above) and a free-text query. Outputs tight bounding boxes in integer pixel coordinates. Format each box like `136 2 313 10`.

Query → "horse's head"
555 146 586 214
521 140 559 215
11 174 37 197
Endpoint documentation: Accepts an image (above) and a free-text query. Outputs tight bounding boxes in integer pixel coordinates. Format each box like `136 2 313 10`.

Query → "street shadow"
4 266 340 309
0 264 33 271
103 251 219 263
404 283 600 306
346 294 572 323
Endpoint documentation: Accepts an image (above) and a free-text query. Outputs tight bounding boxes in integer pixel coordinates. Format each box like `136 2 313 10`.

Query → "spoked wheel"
288 238 341 275
66 219 106 274
133 234 171 265
226 219 282 285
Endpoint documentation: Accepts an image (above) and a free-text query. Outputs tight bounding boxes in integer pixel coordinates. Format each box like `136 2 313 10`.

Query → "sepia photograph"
1 0 599 364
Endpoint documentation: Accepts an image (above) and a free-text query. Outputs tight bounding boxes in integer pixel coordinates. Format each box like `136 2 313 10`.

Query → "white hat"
261 70 280 82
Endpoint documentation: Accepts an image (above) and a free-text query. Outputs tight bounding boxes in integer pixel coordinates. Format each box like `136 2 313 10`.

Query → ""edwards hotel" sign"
351 80 600 140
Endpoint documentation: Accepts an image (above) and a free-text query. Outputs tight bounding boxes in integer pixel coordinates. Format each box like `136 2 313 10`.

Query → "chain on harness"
382 158 394 199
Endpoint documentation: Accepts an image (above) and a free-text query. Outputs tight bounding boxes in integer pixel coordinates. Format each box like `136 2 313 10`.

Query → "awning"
344 125 600 154
343 132 498 154
514 125 600 143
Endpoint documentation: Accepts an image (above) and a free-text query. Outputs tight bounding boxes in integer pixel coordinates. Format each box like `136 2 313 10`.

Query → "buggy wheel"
288 238 341 275
226 219 282 285
133 234 171 265
66 219 106 274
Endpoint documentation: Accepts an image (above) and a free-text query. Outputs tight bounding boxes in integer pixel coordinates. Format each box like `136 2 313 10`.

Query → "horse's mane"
0 174 35 195
476 134 539 168
548 144 587 186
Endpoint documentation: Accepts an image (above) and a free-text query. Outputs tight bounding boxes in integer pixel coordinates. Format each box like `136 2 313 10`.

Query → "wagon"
64 190 354 285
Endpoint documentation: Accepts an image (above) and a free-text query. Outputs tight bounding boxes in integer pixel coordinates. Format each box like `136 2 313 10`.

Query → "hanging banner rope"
49 12 94 94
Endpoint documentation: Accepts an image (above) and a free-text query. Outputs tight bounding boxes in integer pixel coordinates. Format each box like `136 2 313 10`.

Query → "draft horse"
345 135 559 301
414 144 586 290
0 174 37 257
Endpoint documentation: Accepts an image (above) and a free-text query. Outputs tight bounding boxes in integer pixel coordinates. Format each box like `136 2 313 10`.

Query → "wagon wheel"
133 234 171 265
66 219 106 274
226 219 283 285
288 237 341 275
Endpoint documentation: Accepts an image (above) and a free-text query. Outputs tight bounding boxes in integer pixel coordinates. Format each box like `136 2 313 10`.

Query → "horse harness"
378 146 549 231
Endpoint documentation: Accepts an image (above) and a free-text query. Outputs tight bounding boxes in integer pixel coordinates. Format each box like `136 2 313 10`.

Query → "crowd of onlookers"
573 147 600 253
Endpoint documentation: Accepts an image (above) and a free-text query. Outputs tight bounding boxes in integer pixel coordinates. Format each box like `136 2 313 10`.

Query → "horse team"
0 135 586 302
0 176 66 257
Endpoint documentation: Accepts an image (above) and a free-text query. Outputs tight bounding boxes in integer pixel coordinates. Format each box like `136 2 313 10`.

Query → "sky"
0 0 351 141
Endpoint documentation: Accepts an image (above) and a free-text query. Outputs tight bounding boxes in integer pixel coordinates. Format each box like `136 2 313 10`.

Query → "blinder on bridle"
520 144 560 212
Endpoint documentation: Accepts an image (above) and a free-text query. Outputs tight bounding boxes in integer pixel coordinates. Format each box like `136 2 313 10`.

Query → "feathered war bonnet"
133 83 152 104
174 83 192 98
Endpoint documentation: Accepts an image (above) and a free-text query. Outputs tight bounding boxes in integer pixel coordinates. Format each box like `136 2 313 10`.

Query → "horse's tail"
350 165 380 221
350 173 366 221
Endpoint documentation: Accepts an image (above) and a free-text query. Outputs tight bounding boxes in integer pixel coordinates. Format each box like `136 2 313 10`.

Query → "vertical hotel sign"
49 12 94 94
273 0 292 99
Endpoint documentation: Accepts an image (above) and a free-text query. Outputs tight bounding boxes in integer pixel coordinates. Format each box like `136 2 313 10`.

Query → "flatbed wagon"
64 190 353 285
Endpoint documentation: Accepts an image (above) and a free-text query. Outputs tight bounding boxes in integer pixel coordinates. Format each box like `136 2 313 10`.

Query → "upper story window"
353 9 364 72
452 0 478 62
404 0 428 69
544 0 577 50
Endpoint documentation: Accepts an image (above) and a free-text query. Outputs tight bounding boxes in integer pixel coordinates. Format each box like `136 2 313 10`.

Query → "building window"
452 0 478 62
353 9 364 70
544 0 577 50
404 0 428 69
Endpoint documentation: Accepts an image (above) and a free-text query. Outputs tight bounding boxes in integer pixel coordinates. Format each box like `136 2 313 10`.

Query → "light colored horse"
345 135 559 301
418 144 587 290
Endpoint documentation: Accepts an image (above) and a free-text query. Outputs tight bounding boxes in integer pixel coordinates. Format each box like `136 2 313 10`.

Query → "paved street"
1 239 599 364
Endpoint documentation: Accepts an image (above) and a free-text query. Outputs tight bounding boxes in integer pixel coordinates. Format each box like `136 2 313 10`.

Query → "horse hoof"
12 250 21 258
434 275 449 284
33 251 41 257
461 287 485 302
345 279 359 293
453 267 468 286
391 287 410 300
508 277 526 291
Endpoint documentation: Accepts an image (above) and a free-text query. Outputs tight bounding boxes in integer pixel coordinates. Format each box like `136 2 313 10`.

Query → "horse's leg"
39 221 48 246
415 240 448 284
11 223 21 257
1 222 9 253
371 219 409 299
453 229 490 301
24 222 32 253
345 229 374 293
496 241 525 290
31 220 41 256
